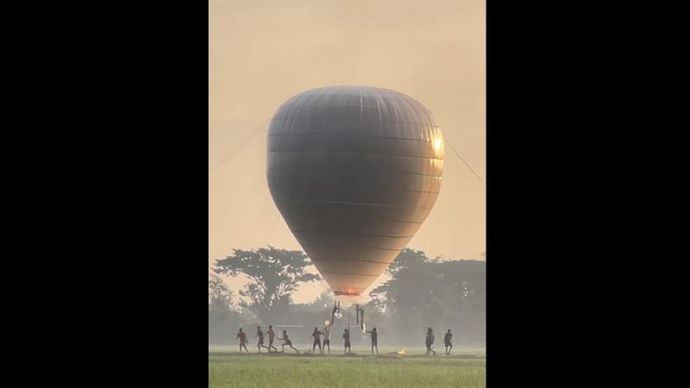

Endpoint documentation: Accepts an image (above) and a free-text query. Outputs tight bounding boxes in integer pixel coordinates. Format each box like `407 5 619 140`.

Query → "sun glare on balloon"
433 137 444 155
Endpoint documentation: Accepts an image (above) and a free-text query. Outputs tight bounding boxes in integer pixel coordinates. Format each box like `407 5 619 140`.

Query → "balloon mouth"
334 290 361 296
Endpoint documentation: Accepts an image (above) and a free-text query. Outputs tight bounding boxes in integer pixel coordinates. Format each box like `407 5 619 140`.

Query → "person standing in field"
444 329 453 355
365 327 379 355
236 328 249 353
323 325 331 354
266 325 278 352
311 326 324 354
255 326 268 353
343 328 351 355
425 327 436 356
277 330 300 353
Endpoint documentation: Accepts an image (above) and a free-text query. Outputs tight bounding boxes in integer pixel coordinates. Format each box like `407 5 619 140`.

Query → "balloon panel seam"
267 150 443 161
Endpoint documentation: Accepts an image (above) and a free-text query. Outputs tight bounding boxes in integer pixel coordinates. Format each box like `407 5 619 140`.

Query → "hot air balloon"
267 85 443 297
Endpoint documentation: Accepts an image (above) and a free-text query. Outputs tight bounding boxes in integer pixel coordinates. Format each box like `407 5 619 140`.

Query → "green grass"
209 346 485 388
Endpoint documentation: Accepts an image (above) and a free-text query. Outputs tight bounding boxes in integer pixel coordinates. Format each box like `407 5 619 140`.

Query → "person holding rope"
323 324 332 354
277 329 300 353
255 326 269 353
365 327 379 355
311 326 324 354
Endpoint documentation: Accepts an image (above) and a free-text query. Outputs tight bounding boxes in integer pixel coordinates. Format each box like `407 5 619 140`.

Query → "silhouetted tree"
369 249 486 345
213 246 320 322
292 291 336 313
209 274 233 312
209 274 247 343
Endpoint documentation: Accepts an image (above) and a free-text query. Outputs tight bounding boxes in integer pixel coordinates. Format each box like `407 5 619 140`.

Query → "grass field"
209 346 485 388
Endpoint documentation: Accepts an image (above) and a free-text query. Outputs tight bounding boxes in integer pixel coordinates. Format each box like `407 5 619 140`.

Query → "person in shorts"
278 330 300 353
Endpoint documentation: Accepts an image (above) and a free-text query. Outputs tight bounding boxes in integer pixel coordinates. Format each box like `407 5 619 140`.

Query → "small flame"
397 348 406 355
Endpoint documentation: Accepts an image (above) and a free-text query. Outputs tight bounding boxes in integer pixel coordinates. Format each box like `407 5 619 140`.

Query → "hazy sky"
209 0 485 303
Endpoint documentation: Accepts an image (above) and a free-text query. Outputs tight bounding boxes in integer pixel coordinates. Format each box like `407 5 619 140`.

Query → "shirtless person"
323 325 332 354
343 328 351 355
277 330 300 353
444 329 453 355
266 325 278 352
311 327 324 354
236 328 249 353
365 327 379 355
255 326 269 352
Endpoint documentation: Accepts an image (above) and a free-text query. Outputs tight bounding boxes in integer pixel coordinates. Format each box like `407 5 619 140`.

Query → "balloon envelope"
267 85 443 296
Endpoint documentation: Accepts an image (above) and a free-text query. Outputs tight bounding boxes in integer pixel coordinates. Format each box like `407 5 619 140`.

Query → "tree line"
210 247 485 347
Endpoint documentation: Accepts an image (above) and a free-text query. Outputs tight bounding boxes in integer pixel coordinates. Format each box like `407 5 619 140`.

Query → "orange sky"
209 0 485 303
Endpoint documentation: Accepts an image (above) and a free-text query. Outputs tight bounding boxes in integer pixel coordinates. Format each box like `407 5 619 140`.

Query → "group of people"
236 324 335 354
339 327 378 355
235 325 300 353
425 327 454 356
236 325 453 356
